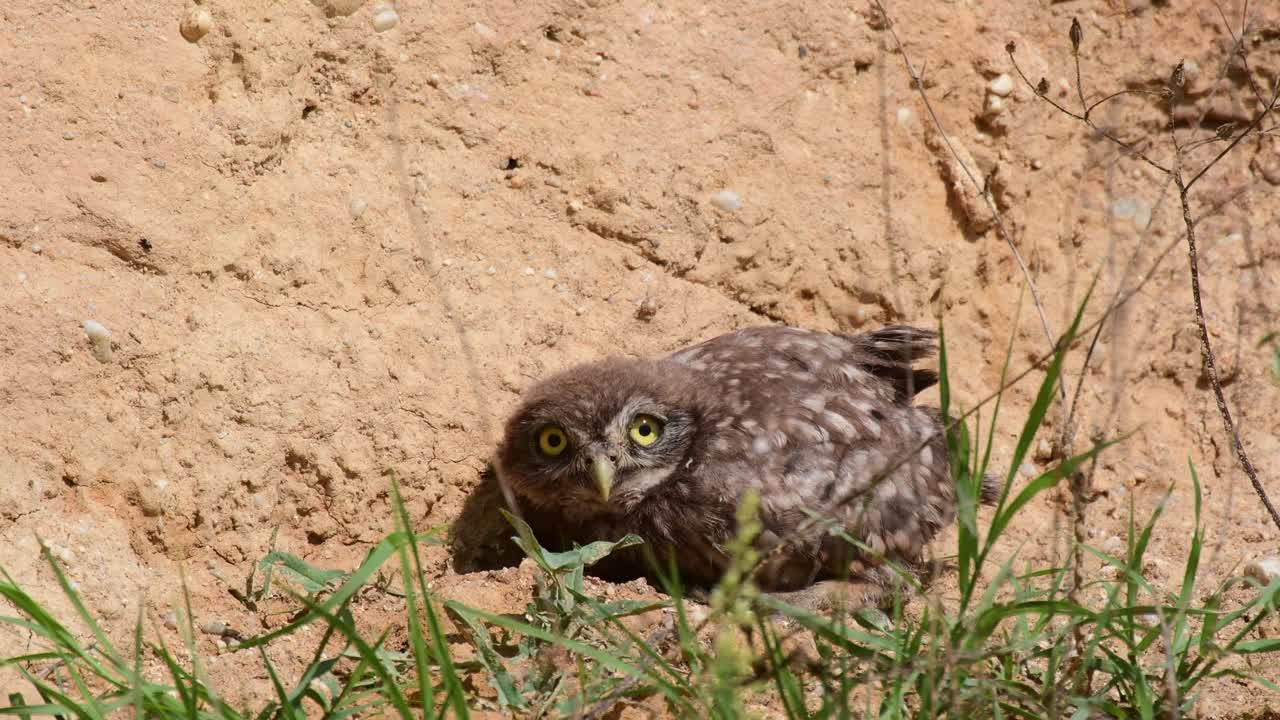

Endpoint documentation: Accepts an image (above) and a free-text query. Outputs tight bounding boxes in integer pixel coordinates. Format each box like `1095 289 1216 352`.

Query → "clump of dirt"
2 0 1278 713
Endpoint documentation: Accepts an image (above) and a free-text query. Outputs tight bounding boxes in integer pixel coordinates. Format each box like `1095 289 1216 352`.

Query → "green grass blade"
444 601 685 704
260 647 301 720
389 476 463 718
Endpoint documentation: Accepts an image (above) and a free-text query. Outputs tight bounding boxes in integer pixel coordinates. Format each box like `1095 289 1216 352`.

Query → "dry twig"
1008 11 1280 533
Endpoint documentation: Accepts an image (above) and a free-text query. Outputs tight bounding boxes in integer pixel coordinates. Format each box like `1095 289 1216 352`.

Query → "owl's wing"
668 324 939 405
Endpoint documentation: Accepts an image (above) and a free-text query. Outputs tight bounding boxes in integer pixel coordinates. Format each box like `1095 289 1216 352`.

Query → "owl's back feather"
497 323 986 596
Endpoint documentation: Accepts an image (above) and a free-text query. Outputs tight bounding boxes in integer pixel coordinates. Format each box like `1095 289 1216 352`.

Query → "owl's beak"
591 453 616 502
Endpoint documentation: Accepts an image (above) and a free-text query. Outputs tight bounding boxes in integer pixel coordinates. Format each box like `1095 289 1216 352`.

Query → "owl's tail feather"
980 472 1003 506
854 325 941 401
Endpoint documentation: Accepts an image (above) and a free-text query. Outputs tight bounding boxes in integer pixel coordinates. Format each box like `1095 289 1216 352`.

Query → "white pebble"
895 106 912 124
349 198 368 218
522 266 534 276
710 189 742 212
1110 197 1139 220
82 320 113 363
371 7 399 32
1132 201 1152 228
17 272 28 283
1018 462 1038 478
30 244 42 254
1244 556 1280 585
474 22 497 40
200 620 226 636
163 610 179 629
543 268 558 279
180 7 213 43
989 73 1014 97
485 266 496 275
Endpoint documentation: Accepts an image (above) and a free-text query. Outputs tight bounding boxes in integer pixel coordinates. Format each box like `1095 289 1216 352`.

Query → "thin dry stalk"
870 0 1068 412
1009 10 1280 533
1174 168 1280 530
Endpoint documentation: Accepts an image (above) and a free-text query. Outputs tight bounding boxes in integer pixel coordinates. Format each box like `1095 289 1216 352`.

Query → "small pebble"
1019 462 1038 478
82 320 113 363
1102 536 1124 554
896 106 912 124
686 604 709 625
1031 159 1043 170
710 189 742 212
988 73 1014 97
1110 197 1139 220
151 158 167 169
474 22 497 40
30 244 42 254
485 266 496 275
17 272 28 283
90 172 107 183
199 620 226 636
321 0 363 15
371 6 399 32
163 610 179 629
349 197 368 219
522 266 535 276
636 296 660 321
62 131 76 141
543 268 558 280
1244 556 1280 585
180 7 213 43
1132 200 1153 228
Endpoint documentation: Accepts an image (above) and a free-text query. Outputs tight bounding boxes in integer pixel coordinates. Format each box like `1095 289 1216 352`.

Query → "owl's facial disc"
498 359 702 514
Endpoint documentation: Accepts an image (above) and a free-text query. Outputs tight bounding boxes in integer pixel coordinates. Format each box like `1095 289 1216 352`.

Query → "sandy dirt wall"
1 0 1279 712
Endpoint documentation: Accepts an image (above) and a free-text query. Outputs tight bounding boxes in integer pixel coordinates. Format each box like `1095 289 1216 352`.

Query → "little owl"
495 325 996 609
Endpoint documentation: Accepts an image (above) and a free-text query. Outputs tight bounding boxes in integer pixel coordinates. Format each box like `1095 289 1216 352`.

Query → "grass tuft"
3 291 1278 718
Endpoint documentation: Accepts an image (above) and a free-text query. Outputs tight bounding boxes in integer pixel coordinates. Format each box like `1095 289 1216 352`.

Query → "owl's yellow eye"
538 426 569 456
628 415 664 447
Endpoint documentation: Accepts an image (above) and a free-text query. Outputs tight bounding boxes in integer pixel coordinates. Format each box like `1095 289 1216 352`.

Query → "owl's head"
495 358 704 514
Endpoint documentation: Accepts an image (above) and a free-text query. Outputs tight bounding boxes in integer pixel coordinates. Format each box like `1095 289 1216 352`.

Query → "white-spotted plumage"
495 324 996 600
